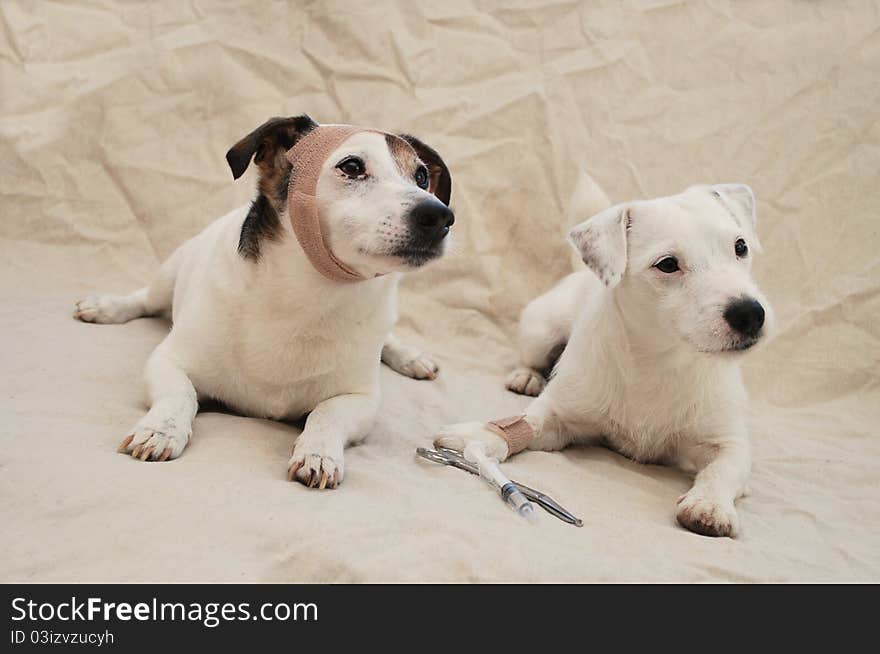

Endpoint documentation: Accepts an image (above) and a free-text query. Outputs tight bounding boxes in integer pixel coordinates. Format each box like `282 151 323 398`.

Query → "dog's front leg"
381 333 438 380
287 392 379 489
118 341 197 461
676 433 751 538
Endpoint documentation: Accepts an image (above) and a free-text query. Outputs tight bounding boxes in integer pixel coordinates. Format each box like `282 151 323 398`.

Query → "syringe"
463 443 537 522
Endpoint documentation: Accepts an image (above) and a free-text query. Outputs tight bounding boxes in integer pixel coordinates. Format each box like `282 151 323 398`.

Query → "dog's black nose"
409 200 454 238
723 297 765 338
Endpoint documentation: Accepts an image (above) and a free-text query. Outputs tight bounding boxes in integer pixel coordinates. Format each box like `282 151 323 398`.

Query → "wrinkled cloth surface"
1 0 878 582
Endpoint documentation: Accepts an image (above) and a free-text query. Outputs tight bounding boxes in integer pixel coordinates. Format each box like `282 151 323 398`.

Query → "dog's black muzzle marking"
724 297 765 340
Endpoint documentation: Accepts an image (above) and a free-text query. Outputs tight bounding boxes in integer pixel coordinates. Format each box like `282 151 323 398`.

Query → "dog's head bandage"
286 124 378 283
486 415 534 456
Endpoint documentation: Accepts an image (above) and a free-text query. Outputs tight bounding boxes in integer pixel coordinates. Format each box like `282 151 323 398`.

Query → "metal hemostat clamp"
415 446 584 527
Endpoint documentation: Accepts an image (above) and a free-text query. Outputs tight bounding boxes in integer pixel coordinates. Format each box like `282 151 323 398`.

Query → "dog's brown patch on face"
384 134 422 178
397 134 452 205
240 151 291 262
238 194 283 262
226 114 318 262
257 151 293 210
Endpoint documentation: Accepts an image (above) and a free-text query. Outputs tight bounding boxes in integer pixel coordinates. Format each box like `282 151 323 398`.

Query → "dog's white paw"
505 367 545 396
391 352 439 380
676 490 739 538
118 414 191 462
74 294 134 324
433 421 509 461
382 340 439 380
287 435 344 489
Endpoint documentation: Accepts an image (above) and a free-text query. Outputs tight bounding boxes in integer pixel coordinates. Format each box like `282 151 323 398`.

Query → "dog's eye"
337 157 365 178
654 257 680 274
735 238 748 258
414 166 429 190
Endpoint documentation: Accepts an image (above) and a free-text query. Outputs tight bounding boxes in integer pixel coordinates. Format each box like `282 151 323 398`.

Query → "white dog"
74 115 454 489
436 184 772 536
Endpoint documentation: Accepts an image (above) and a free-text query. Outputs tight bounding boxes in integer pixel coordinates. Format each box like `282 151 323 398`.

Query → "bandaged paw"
433 421 510 461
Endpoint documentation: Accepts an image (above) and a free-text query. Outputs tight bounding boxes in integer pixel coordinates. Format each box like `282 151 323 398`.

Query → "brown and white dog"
74 115 454 488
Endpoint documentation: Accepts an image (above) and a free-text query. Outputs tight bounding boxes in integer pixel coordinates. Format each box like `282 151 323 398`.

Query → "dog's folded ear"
710 183 763 253
398 134 452 205
226 115 319 180
567 203 630 287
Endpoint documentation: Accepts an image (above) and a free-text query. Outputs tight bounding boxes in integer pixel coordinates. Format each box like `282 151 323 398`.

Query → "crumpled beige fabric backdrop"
1 0 878 582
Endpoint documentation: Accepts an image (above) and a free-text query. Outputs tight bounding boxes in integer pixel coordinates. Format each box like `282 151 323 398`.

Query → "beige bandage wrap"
286 124 372 283
486 415 534 456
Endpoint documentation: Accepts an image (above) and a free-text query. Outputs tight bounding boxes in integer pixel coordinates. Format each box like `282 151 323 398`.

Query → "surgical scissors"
416 446 583 527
